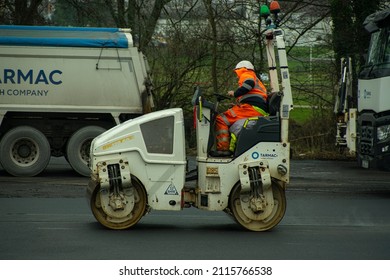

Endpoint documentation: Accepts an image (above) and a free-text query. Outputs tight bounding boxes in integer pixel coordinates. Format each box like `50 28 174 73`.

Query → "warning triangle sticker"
164 183 178 195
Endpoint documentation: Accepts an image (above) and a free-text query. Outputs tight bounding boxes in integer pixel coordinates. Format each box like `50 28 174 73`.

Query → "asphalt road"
0 158 389 260
1 157 389 197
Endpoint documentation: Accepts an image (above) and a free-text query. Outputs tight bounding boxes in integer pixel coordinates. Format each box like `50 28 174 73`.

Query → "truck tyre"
0 126 51 177
66 126 106 177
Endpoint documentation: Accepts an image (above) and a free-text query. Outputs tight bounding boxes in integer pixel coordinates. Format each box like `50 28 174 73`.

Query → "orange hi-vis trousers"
215 103 266 151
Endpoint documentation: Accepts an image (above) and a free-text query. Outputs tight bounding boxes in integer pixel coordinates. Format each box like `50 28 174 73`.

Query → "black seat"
233 116 280 157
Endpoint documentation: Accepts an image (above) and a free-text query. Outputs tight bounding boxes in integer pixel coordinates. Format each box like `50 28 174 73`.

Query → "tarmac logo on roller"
252 152 259 159
164 183 178 195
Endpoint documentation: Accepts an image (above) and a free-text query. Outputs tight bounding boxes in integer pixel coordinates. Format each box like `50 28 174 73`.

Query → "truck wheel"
90 176 147 229
228 181 286 231
66 126 106 177
0 126 50 176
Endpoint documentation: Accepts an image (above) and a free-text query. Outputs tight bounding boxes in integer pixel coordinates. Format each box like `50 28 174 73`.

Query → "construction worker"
214 60 268 155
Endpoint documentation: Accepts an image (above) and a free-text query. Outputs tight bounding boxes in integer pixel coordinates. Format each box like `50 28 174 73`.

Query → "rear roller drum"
229 181 286 231
90 176 147 230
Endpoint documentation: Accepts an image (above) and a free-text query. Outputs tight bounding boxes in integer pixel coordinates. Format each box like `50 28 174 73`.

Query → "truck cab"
358 9 390 169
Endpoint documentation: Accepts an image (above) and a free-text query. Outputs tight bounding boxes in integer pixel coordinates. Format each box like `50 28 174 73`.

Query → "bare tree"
202 0 219 92
53 0 114 26
147 1 211 110
102 0 173 51
0 0 47 24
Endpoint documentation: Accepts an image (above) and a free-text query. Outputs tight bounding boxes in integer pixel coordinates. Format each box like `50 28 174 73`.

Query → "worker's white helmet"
235 60 255 70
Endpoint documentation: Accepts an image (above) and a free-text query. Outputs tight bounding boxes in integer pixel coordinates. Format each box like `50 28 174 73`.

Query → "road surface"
0 158 389 260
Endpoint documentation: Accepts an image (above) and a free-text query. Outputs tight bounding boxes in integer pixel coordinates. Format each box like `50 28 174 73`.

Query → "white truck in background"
335 9 390 171
0 25 154 177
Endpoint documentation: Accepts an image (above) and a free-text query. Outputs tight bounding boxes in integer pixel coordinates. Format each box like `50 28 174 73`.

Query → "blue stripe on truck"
0 25 129 48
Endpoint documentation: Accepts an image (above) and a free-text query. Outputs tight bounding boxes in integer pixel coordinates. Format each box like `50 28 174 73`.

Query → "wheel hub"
12 139 38 165
100 187 136 220
250 194 267 212
17 143 32 158
80 139 92 163
109 193 127 210
238 193 275 221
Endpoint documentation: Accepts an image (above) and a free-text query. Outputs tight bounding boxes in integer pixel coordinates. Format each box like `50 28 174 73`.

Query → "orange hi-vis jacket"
234 68 267 106
215 68 268 152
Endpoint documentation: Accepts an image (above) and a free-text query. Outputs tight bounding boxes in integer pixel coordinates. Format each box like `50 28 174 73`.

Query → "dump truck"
0 25 154 176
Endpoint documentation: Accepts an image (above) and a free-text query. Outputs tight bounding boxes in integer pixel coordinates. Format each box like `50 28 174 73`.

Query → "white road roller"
87 1 293 231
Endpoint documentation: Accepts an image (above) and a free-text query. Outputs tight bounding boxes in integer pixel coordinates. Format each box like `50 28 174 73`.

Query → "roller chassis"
86 116 289 231
87 3 293 231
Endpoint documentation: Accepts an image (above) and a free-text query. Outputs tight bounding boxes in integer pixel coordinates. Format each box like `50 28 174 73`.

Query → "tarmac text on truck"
0 25 154 177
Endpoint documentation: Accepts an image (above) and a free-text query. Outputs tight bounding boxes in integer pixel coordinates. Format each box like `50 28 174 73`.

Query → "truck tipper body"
0 25 154 176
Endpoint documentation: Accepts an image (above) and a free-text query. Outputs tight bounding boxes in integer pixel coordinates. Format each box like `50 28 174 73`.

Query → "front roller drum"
229 181 286 231
89 176 147 229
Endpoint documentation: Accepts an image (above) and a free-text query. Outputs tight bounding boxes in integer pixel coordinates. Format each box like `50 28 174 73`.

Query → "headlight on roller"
377 124 390 141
